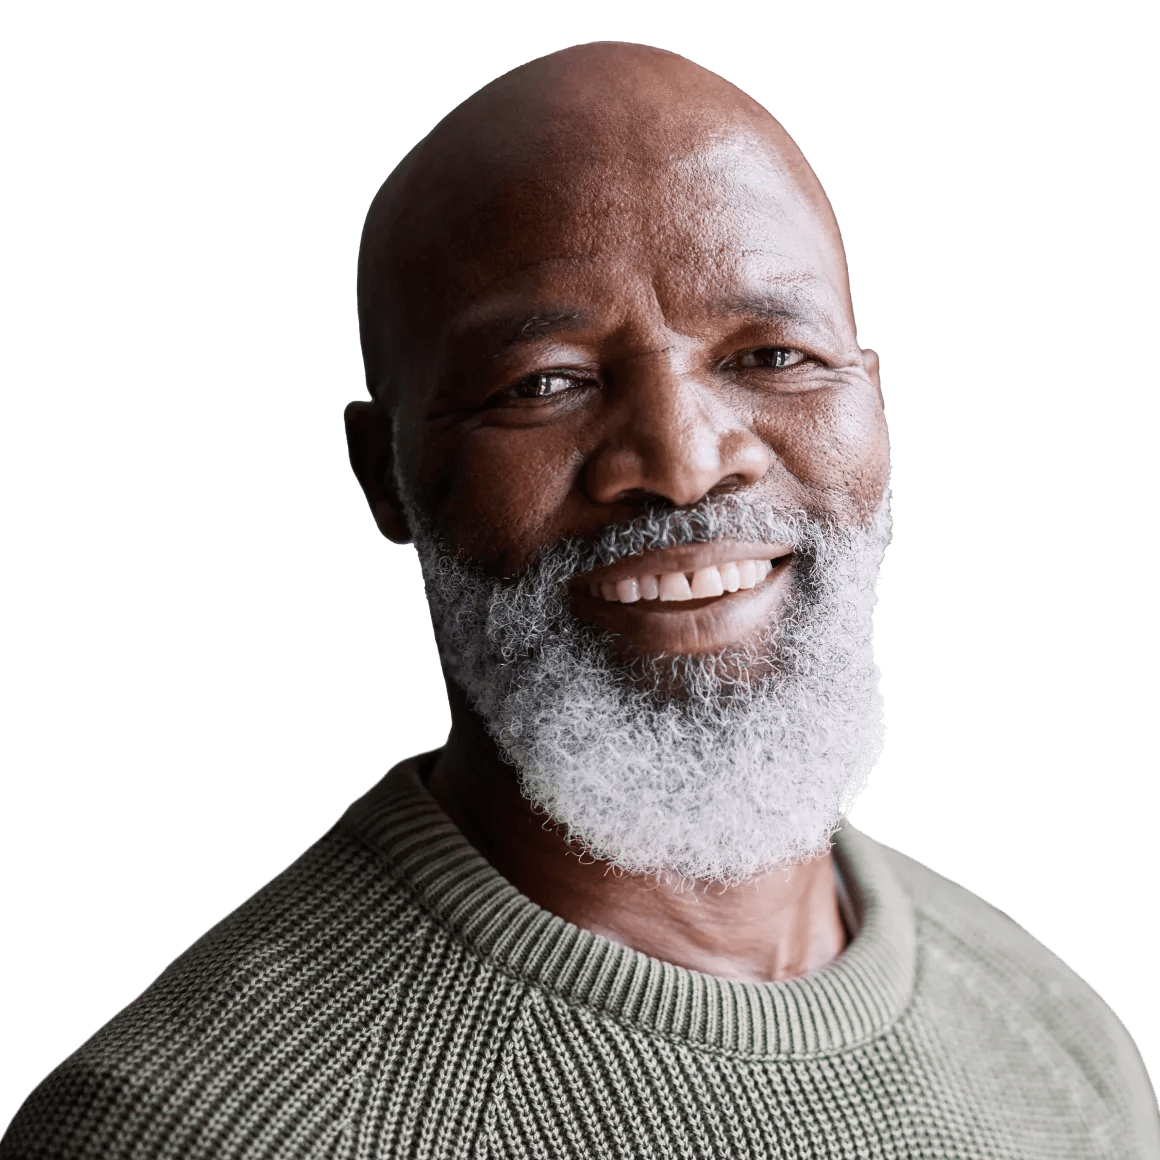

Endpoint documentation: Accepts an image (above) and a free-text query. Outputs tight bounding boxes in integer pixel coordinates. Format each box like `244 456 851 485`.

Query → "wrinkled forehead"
390 132 851 343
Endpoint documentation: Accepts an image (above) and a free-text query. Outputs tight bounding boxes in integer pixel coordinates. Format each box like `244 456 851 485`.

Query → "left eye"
735 347 804 369
512 373 582 398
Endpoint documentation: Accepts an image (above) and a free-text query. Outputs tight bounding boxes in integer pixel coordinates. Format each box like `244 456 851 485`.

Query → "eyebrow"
716 293 800 323
714 287 816 324
515 310 584 338
449 308 587 357
449 283 820 357
713 283 838 347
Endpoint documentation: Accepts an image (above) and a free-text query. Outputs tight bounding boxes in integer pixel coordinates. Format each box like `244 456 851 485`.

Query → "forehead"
426 141 848 341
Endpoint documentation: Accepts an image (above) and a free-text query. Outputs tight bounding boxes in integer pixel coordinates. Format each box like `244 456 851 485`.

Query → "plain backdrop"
2 0 1157 1128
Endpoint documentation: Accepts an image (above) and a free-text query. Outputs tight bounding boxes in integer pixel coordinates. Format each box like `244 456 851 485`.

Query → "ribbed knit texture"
4 757 1158 1159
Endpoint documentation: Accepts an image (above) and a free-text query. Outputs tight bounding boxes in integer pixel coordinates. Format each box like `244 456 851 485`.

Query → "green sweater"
4 758 1158 1159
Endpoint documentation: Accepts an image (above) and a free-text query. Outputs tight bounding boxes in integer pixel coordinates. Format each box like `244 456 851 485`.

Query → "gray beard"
407 491 891 884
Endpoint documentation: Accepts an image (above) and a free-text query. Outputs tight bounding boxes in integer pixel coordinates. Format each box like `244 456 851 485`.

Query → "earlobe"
343 400 412 544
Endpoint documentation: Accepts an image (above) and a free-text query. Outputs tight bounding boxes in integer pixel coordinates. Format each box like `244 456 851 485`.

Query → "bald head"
357 42 850 401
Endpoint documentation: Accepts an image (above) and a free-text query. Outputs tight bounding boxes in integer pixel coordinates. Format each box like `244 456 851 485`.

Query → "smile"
588 558 775 603
571 540 794 654
577 540 793 603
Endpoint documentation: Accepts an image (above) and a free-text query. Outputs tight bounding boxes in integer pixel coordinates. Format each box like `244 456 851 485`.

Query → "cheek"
419 425 583 571
758 386 889 520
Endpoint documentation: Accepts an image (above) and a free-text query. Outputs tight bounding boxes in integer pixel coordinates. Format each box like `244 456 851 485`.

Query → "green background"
4 0 1155 1127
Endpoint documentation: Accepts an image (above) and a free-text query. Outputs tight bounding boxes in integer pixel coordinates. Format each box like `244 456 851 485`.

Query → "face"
349 129 892 877
374 136 889 661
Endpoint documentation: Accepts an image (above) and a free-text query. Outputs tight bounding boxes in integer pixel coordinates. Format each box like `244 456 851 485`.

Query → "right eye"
511 372 584 399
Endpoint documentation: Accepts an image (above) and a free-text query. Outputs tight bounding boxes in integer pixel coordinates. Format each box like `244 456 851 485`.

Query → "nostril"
611 489 676 510
641 494 675 513
712 474 760 496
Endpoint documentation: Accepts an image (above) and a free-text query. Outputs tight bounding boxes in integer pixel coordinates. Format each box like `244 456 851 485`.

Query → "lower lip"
571 557 794 655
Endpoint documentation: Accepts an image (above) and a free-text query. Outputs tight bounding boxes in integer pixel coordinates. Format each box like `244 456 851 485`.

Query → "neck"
427 683 847 983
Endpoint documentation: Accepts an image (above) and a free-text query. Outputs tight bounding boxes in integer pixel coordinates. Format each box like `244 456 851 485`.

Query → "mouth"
576 541 793 605
571 540 795 654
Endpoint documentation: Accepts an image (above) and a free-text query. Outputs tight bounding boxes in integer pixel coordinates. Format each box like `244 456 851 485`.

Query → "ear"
344 401 411 544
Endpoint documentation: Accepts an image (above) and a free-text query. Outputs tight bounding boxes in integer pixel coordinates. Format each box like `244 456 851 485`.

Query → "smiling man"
4 41 1158 1160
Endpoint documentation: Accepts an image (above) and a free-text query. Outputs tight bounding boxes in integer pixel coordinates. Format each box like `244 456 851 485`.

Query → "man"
4 40 1157 1160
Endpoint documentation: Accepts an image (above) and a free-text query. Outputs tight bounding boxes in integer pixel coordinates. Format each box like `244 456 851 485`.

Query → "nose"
582 354 772 508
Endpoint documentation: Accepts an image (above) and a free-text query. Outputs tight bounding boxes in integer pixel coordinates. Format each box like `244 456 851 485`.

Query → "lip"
570 541 796 655
573 540 795 588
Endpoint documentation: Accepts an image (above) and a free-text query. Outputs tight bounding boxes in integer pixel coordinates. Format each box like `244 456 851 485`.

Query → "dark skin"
347 44 889 983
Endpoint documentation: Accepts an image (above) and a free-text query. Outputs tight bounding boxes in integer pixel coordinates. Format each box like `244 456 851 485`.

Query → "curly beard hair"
406 488 891 885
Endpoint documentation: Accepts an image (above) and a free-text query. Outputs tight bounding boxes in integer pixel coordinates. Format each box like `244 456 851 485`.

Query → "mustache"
529 492 834 585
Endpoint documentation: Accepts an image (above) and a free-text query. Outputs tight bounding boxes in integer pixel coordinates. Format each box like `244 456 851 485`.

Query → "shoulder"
873 835 1096 1001
0 823 438 1159
857 829 1160 1149
2 760 537 1160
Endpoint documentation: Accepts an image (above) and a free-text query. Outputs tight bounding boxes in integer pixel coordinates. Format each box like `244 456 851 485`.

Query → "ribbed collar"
341 758 916 1060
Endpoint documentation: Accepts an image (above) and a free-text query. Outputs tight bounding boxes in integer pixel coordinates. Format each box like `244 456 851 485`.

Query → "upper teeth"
588 559 774 603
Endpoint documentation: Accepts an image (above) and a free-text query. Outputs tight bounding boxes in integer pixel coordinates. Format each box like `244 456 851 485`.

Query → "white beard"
407 490 891 884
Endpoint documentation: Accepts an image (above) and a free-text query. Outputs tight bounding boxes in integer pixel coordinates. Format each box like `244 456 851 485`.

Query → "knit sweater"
4 758 1158 1159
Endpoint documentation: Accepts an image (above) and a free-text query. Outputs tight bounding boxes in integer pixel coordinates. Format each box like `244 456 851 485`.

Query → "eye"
509 372 587 399
734 347 806 370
